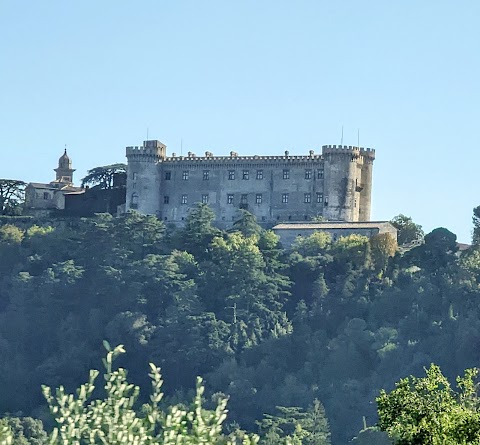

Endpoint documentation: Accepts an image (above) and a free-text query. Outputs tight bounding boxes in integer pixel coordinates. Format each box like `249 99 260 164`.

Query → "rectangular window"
228 170 235 180
165 171 171 180
241 194 248 204
43 192 50 200
203 170 209 180
256 193 262 204
164 196 170 204
182 171 189 180
227 194 234 204
316 192 323 204
317 169 324 179
305 169 312 179
202 194 209 204
283 169 290 179
242 170 249 180
304 193 311 203
181 194 188 204
256 169 263 180
132 172 138 181
324 196 329 206
282 193 289 204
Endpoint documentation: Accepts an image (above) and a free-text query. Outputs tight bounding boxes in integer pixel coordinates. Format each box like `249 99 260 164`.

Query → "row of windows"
162 169 325 181
161 193 327 205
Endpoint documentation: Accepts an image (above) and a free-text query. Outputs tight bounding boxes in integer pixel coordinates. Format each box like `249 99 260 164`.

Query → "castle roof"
273 221 396 232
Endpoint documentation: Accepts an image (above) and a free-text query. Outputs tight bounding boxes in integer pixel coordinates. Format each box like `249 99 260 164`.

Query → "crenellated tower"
125 140 166 215
321 145 375 222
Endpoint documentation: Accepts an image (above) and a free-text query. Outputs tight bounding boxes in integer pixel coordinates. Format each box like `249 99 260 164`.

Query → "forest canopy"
0 205 479 444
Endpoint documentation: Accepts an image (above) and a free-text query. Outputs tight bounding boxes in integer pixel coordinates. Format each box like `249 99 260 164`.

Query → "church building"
25 149 83 214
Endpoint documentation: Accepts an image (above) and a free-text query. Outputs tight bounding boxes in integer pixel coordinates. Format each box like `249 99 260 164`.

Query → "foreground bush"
41 343 259 445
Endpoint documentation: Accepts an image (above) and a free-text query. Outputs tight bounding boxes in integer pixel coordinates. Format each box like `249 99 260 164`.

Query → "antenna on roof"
64 143 67 154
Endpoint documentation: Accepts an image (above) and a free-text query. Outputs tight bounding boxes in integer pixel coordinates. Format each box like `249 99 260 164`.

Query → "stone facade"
25 149 83 214
272 221 397 247
125 140 375 226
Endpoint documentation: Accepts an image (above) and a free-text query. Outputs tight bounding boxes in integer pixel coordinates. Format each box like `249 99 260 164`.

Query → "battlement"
322 145 375 159
164 152 323 163
126 140 166 160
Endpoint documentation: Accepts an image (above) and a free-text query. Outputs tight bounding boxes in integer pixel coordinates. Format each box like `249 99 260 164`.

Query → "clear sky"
1 1 479 242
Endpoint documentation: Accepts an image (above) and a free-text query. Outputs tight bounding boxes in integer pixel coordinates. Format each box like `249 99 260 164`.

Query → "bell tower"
54 148 75 185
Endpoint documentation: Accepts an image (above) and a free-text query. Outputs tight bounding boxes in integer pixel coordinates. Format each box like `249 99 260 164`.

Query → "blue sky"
1 1 479 242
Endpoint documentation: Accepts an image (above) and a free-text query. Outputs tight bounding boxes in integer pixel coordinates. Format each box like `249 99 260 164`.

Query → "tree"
0 417 48 445
42 343 260 444
472 205 480 245
377 364 480 445
231 210 263 238
81 163 127 189
257 401 330 445
0 179 26 215
176 203 221 259
390 214 424 246
370 233 397 271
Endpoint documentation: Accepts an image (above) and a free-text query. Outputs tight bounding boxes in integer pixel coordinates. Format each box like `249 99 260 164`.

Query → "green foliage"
473 206 480 245
0 225 24 244
390 214 424 246
43 343 259 445
257 401 330 445
377 364 480 445
291 232 331 257
0 180 26 215
81 164 127 189
370 233 397 271
0 417 47 445
2 209 480 444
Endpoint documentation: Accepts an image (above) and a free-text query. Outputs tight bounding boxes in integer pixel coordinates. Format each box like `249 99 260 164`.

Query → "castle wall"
125 141 375 225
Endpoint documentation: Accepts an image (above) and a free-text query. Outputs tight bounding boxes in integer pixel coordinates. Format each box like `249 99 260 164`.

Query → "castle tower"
358 148 375 221
125 140 166 215
54 148 75 185
322 145 374 222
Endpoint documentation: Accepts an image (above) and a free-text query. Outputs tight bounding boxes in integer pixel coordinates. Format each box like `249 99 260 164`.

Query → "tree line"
0 204 480 444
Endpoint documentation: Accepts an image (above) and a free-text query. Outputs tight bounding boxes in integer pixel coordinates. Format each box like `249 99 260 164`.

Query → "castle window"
165 171 171 180
256 193 262 204
164 196 169 204
256 170 263 180
131 193 138 209
132 172 138 181
317 169 324 179
227 194 234 204
305 169 312 179
242 170 249 180
182 171 189 180
282 193 289 204
304 193 311 203
241 194 248 204
316 192 323 204
283 169 290 180
202 194 209 204
181 194 188 204
228 170 235 180
354 199 357 208
324 196 329 206
203 170 209 180
262 216 266 221
43 192 50 200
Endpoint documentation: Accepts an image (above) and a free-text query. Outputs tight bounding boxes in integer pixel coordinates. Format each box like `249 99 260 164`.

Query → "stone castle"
124 140 375 226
